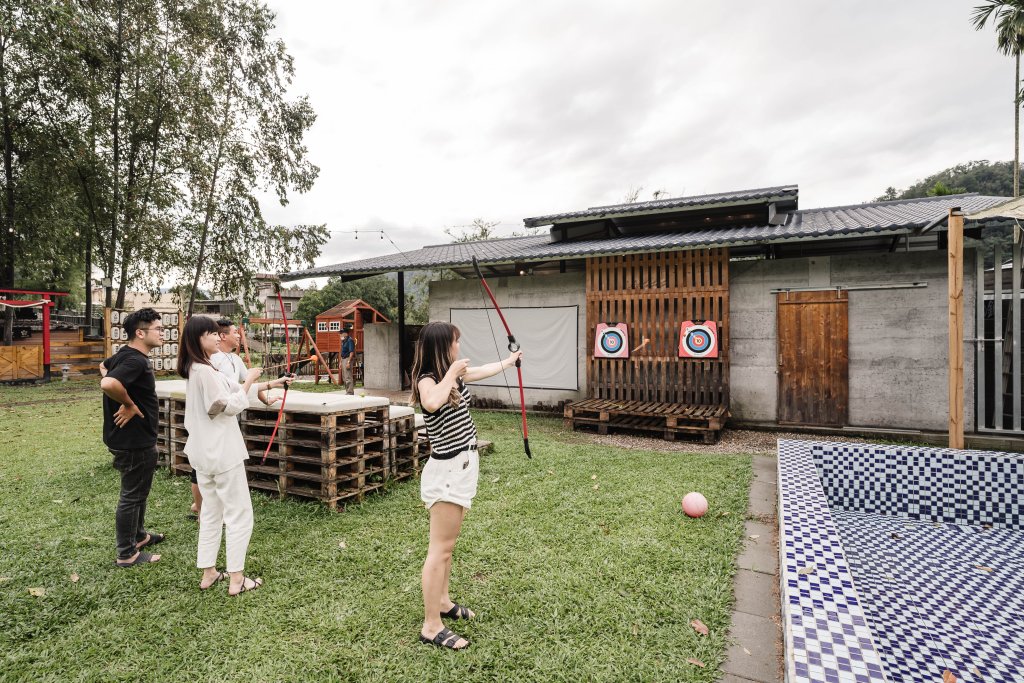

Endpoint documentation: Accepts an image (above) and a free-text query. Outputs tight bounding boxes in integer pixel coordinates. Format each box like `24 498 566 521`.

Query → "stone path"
720 454 783 682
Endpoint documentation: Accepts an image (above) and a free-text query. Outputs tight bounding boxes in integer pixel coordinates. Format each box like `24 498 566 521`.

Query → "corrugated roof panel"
523 184 799 227
283 193 1010 280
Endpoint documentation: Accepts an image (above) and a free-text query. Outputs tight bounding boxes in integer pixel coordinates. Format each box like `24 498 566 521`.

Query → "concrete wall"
426 251 974 431
363 322 400 390
730 250 975 431
429 272 587 410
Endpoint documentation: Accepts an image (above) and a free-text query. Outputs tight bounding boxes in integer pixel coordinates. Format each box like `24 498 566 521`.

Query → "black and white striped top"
420 376 477 459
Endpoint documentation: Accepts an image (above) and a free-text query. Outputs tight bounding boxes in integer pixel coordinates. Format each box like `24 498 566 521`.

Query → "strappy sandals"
440 603 474 620
200 570 227 591
419 627 469 650
228 576 263 596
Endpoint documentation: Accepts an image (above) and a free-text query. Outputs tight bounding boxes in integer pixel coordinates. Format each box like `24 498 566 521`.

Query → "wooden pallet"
386 413 426 481
241 403 392 510
158 398 397 510
564 398 728 443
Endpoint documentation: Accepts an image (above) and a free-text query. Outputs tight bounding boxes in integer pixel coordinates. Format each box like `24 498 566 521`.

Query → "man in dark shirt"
100 308 166 567
340 327 356 394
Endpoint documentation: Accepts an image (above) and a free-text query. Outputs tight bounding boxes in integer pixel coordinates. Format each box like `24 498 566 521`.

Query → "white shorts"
420 448 479 510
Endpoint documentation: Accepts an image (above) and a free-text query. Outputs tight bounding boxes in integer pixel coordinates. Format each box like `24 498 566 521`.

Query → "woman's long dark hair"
177 316 220 379
410 321 462 409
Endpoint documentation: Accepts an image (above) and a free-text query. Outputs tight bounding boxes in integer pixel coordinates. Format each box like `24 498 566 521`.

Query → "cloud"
262 0 1017 283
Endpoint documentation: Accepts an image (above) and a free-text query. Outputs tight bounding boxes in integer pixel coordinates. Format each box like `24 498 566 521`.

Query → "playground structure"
0 289 68 383
240 317 339 385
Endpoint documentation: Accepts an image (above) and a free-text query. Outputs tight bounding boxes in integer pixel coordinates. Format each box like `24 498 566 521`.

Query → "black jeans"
110 445 158 560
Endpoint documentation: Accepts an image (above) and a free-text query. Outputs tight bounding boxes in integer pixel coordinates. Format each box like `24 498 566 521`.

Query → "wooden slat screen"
585 249 729 405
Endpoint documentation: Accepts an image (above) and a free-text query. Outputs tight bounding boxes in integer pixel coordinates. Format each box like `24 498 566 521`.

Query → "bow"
261 283 292 464
471 256 531 458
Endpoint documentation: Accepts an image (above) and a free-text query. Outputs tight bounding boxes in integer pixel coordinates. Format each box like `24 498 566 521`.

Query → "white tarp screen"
449 306 578 390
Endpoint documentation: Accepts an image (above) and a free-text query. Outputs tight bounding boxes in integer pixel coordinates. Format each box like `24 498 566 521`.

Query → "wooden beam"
948 208 964 449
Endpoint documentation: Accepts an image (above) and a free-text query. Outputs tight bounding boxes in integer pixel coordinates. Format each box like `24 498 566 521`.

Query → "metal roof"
282 193 1011 281
522 184 799 227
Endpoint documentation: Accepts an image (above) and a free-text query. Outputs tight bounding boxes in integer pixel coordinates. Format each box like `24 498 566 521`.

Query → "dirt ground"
572 427 869 456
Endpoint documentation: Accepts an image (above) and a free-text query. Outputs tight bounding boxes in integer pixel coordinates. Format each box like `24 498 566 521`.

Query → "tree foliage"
0 0 325 343
295 276 399 333
875 160 1015 201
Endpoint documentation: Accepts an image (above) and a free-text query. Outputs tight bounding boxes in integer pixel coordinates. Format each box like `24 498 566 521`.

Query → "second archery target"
594 322 630 359
678 320 719 358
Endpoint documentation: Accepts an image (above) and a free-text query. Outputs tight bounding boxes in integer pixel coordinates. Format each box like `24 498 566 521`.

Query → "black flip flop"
113 551 160 568
440 603 474 620
419 627 469 650
136 532 165 549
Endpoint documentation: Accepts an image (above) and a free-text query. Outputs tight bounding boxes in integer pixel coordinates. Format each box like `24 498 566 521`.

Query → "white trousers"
195 463 254 573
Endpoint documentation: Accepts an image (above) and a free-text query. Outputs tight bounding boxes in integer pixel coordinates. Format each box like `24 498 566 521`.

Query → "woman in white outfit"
177 316 291 595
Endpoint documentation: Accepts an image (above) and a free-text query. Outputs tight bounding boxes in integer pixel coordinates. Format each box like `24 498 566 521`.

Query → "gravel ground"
572 427 869 456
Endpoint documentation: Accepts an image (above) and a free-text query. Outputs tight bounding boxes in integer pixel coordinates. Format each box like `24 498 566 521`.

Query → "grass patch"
0 394 751 682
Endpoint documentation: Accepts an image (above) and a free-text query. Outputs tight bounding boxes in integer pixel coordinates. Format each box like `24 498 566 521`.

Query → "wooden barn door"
776 290 848 426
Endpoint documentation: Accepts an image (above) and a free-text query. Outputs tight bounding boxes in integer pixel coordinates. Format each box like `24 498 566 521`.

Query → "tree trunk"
106 0 125 309
1015 52 1020 198
187 79 234 317
84 227 93 330
0 34 15 345
115 242 130 309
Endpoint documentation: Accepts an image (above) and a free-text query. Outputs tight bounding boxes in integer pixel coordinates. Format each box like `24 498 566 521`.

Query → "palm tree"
973 1 1024 197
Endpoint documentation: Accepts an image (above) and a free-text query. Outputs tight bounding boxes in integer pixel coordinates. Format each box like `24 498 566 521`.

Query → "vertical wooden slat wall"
585 249 730 406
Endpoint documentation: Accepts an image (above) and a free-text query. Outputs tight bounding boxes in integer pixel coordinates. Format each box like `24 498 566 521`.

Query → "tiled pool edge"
777 439 889 683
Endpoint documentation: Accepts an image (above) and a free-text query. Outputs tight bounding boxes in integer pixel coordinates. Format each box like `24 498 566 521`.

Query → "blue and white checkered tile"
812 444 891 515
806 440 1024 531
960 452 1024 528
832 509 1024 683
781 439 1024 683
778 440 889 683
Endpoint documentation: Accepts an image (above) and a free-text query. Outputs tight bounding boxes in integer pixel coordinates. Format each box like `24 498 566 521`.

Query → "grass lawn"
0 390 752 682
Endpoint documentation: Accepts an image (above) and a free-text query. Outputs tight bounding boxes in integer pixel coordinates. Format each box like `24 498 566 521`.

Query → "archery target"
594 323 629 359
679 321 719 359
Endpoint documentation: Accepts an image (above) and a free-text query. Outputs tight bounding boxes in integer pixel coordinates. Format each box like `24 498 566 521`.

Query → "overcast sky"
262 0 1014 282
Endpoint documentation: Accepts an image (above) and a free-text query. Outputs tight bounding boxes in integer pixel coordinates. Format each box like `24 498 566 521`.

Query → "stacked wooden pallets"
154 381 427 510
387 406 427 481
564 398 727 443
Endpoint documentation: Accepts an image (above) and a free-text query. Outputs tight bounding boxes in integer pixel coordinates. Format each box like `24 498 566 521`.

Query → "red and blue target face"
679 321 719 358
594 322 629 358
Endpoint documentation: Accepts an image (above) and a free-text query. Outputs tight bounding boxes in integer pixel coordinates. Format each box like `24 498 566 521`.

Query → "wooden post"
948 208 964 449
398 271 407 389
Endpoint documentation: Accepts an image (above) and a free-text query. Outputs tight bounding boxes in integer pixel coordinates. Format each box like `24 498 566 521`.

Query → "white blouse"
183 363 250 475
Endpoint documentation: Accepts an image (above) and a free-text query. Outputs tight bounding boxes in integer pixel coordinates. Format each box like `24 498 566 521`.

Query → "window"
285 302 292 312
329 321 341 331
317 321 327 332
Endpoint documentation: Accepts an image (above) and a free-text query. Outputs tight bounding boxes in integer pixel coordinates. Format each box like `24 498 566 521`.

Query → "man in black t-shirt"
100 308 166 567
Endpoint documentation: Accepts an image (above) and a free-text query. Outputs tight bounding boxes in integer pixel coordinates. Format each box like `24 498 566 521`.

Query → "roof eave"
281 225 927 280
524 193 799 228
